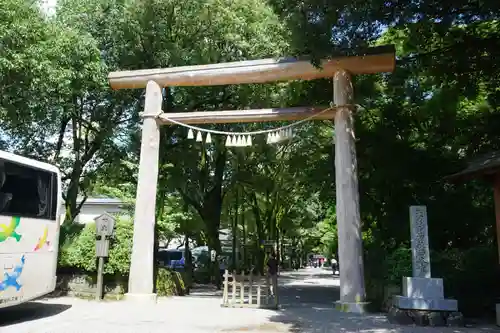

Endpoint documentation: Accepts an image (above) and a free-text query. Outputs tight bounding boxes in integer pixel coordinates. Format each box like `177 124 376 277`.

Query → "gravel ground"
1 269 498 333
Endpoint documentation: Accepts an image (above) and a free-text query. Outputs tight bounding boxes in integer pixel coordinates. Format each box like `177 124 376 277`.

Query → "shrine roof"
445 150 500 182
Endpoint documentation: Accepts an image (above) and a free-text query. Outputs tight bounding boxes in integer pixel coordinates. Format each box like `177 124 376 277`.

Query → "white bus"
0 150 62 308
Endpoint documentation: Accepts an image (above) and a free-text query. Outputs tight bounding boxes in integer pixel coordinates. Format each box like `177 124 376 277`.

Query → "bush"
433 246 500 317
364 244 405 309
58 216 133 275
385 246 412 285
58 217 189 298
156 268 187 296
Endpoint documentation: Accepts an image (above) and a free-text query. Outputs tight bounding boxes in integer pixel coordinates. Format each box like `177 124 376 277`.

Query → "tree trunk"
64 162 84 223
184 234 192 293
276 226 280 274
232 188 238 269
201 202 223 288
249 192 266 275
242 205 246 268
152 223 159 293
255 219 265 275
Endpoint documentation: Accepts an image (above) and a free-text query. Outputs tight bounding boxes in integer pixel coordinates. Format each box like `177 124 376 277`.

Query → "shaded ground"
1 268 498 332
277 268 340 307
269 267 499 332
0 302 72 326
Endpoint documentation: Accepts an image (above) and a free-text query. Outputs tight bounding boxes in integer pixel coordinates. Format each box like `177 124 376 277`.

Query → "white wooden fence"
221 270 278 309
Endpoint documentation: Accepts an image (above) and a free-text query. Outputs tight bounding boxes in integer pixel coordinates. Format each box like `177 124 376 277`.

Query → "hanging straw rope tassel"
166 105 344 147
196 131 203 142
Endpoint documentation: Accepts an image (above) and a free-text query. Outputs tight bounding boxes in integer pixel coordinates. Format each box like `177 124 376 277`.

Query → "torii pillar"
333 70 367 312
125 81 162 303
107 45 395 309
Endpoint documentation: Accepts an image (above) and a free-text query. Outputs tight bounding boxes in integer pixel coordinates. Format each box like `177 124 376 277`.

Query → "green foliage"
384 246 412 285
314 208 338 258
92 181 197 244
59 217 133 275
433 246 500 316
156 268 187 297
58 216 189 297
157 194 198 244
58 219 85 251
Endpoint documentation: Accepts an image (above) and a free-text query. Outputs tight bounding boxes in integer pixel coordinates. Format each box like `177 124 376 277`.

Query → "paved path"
1 268 497 332
278 267 340 307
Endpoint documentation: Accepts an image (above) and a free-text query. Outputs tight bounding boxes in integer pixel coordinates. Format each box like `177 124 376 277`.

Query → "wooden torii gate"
108 45 396 312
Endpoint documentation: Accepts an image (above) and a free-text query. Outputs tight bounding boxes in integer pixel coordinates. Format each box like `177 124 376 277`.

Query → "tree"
144 0 291 283
1 0 144 222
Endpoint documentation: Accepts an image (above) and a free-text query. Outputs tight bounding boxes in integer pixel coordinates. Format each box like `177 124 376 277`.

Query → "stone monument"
391 206 462 326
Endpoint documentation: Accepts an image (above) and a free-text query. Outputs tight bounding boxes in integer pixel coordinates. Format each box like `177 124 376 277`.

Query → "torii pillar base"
124 293 157 304
335 301 370 314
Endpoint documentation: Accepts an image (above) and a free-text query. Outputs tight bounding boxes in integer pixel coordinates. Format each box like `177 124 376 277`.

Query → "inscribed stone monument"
409 205 431 278
393 205 458 312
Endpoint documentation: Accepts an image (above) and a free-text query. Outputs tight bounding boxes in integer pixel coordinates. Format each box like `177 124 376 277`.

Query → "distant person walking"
267 253 278 297
293 259 300 271
331 257 339 275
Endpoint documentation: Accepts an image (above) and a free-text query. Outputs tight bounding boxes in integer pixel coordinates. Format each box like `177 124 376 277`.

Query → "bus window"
49 172 58 220
0 162 11 212
0 159 56 220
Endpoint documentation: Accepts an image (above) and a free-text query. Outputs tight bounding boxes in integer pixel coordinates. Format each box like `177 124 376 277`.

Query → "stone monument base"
387 306 464 327
390 276 461 326
335 301 370 313
393 295 458 311
393 277 458 312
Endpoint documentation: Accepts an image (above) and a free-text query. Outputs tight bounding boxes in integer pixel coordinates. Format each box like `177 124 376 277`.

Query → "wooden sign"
94 213 116 237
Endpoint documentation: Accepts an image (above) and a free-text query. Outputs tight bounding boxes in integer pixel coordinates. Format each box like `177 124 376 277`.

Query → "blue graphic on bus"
0 255 25 292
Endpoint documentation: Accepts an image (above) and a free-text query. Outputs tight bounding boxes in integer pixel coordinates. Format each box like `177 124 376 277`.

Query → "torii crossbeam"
108 45 396 312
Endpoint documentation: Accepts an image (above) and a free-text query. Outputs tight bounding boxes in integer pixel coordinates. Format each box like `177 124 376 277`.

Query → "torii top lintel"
108 45 396 90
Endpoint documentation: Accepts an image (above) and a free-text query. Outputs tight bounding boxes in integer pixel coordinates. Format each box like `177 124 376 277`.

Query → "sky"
39 0 57 16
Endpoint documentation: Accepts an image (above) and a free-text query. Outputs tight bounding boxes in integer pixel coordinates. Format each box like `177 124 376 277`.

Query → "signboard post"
94 213 115 301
